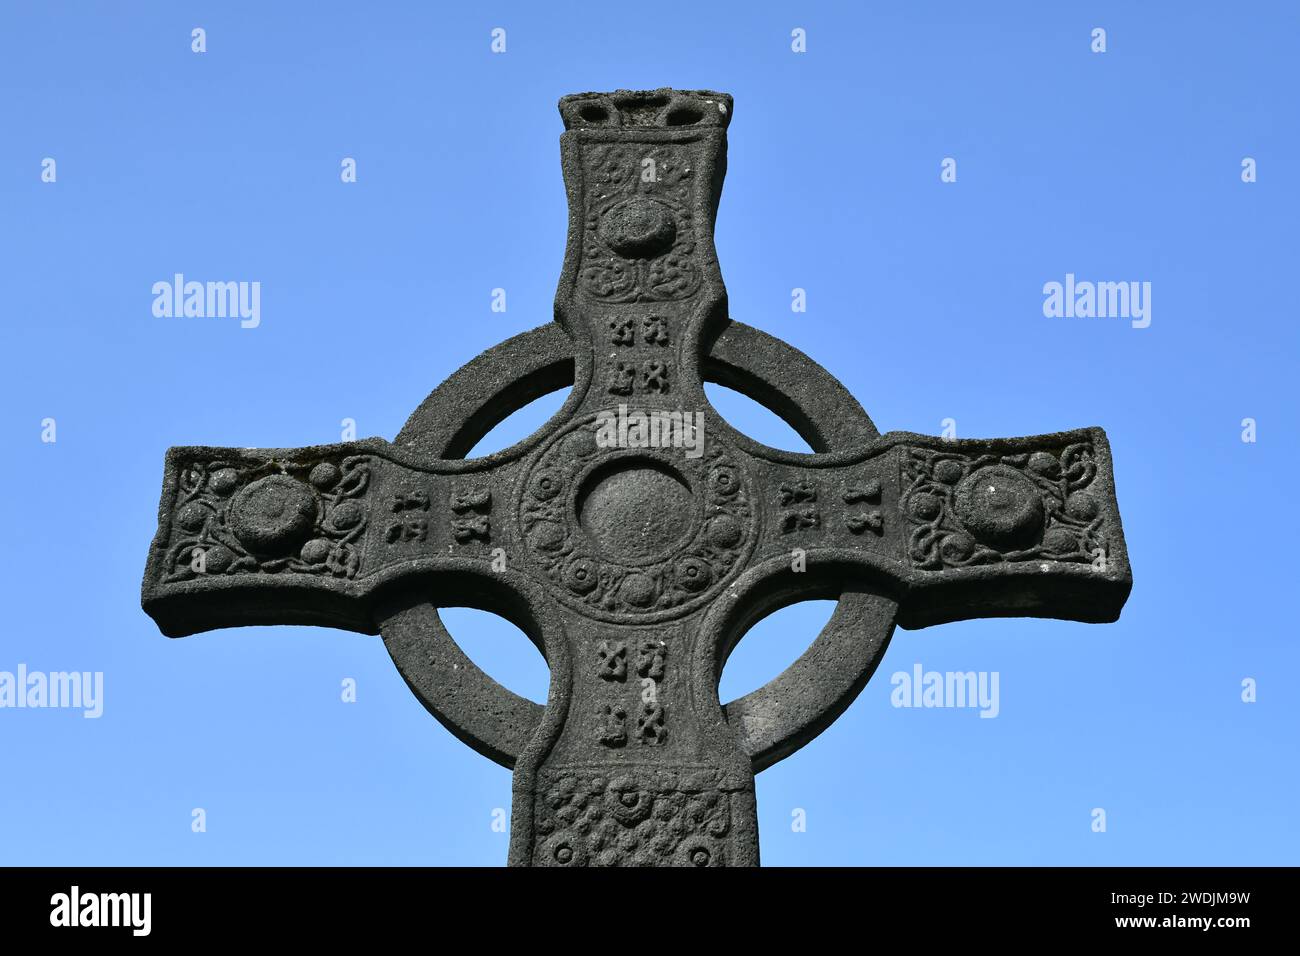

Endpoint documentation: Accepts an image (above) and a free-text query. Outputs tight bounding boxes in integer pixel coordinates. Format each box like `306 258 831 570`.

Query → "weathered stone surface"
142 88 1133 866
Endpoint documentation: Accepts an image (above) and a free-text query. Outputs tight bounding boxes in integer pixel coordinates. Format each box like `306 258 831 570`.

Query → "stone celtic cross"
142 89 1132 866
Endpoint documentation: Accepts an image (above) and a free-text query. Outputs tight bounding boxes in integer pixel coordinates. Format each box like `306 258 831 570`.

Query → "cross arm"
742 426 1132 629
141 441 512 637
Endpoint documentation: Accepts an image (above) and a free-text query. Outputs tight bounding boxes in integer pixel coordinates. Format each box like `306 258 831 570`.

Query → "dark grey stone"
142 88 1133 867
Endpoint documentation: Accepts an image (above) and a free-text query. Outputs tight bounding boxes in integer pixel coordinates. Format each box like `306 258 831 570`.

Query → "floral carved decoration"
902 444 1107 569
578 144 702 303
534 768 734 868
163 456 373 582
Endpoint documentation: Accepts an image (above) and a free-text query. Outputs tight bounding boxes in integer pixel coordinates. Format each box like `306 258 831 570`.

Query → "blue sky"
0 2 1295 865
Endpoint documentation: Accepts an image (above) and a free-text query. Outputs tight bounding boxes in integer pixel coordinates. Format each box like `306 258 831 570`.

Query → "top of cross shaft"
558 88 733 131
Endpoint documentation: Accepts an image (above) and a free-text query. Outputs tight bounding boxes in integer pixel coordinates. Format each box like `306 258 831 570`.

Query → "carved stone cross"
142 89 1132 867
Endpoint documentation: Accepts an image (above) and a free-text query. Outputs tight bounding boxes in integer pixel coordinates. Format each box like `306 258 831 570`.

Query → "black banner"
0 866 1282 940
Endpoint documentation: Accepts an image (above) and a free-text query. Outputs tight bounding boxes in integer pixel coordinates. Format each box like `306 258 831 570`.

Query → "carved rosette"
532 767 741 867
578 143 701 302
517 417 756 621
162 456 372 582
901 444 1107 569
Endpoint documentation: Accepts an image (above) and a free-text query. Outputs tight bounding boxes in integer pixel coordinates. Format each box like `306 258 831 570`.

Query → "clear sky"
1 2 1295 866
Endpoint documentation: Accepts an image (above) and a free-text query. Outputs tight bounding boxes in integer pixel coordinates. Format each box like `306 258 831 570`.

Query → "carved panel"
162 456 372 582
533 767 744 867
578 144 702 303
902 443 1108 568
